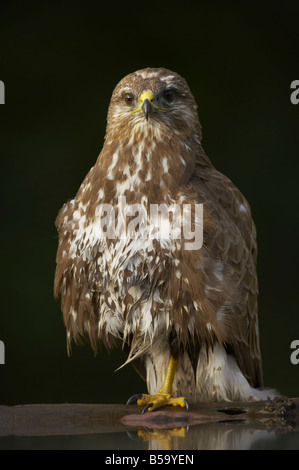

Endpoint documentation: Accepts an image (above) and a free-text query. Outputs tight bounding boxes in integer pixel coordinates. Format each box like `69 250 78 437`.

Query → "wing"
183 159 262 388
54 163 163 359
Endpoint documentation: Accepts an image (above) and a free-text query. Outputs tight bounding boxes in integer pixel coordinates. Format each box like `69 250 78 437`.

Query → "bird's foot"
137 427 188 450
126 392 189 413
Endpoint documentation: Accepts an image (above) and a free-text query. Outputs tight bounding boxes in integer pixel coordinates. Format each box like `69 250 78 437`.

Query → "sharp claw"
126 431 139 441
126 393 143 406
183 399 189 410
142 402 154 414
143 426 154 433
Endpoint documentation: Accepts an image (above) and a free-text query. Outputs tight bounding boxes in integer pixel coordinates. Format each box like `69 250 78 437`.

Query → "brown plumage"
54 67 274 404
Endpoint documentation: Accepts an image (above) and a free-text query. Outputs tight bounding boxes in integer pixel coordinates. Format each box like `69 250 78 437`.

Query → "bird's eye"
163 89 176 103
124 93 134 105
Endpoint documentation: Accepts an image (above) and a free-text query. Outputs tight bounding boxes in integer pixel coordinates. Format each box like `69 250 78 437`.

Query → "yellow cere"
140 91 154 104
131 90 169 114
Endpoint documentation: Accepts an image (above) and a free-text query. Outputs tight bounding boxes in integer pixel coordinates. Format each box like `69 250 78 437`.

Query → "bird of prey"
54 67 274 412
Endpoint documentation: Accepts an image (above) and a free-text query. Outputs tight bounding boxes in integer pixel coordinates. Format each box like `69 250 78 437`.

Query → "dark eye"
124 93 134 105
163 89 176 103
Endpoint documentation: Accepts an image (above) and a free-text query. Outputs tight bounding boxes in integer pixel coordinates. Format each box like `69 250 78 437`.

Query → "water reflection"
123 396 299 450
128 421 298 450
0 423 298 450
0 399 298 450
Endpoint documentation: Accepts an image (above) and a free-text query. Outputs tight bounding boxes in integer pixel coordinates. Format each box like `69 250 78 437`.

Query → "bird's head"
106 67 201 141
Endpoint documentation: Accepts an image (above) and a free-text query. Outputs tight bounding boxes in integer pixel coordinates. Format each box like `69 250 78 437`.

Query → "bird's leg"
127 355 188 413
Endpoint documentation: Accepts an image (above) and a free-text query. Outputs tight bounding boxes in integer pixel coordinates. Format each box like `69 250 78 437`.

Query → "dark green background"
0 1 298 405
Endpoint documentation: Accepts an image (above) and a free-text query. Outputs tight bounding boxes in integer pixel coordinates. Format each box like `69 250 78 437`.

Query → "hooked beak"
142 98 153 121
140 91 154 121
130 90 168 119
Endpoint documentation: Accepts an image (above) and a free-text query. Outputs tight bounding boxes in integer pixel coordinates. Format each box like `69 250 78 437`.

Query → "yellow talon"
127 356 189 413
137 393 187 413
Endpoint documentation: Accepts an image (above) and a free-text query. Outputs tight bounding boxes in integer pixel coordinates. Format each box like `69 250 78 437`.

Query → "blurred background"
0 0 298 406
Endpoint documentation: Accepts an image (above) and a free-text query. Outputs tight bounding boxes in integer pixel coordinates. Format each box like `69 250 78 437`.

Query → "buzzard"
54 68 274 412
